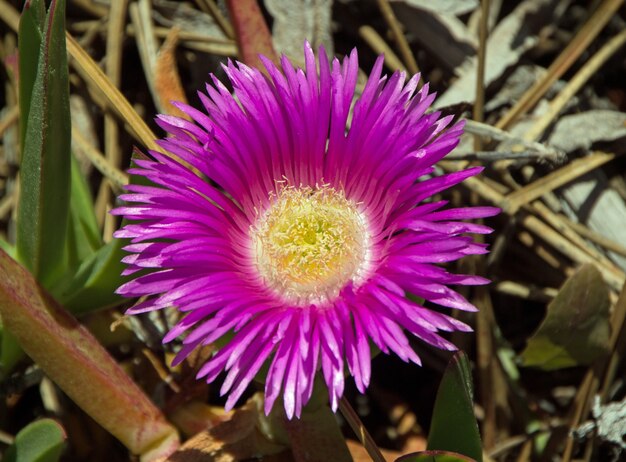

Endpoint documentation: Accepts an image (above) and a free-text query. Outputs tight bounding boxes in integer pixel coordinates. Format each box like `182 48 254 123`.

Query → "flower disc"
252 185 371 306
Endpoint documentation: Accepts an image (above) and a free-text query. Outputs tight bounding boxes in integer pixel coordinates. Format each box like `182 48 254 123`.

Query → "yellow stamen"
251 185 370 306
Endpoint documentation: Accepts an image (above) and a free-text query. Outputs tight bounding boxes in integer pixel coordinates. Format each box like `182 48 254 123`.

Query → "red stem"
225 0 278 69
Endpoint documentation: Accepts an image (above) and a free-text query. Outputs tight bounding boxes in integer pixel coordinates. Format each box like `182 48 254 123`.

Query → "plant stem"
339 396 387 462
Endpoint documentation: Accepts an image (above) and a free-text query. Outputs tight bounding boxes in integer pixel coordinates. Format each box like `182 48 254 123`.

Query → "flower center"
251 185 370 306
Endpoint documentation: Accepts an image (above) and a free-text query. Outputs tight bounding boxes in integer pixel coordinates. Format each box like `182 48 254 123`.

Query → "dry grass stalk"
375 0 420 76
129 0 161 112
503 152 615 213
359 25 407 73
473 0 490 151
494 281 557 302
96 0 128 231
496 0 625 130
0 105 18 138
195 0 235 39
72 127 129 189
524 29 626 143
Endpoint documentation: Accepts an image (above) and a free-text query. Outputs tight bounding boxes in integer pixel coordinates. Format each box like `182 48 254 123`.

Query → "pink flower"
113 43 498 419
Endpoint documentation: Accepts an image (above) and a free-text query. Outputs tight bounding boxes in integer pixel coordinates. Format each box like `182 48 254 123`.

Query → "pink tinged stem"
0 250 179 461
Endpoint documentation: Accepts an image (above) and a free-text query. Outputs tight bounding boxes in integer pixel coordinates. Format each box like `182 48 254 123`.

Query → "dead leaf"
266 0 334 62
166 396 286 462
390 3 476 73
347 439 404 462
559 169 626 272
548 110 626 153
390 0 478 16
152 0 227 38
436 0 560 107
155 27 190 119
168 401 230 439
520 264 611 370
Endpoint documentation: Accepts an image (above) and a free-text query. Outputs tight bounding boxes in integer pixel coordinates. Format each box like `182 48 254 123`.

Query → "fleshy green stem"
0 249 179 460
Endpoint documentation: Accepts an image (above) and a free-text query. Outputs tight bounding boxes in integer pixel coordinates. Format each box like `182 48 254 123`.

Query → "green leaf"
520 264 611 370
55 150 156 314
4 418 66 462
426 352 482 462
0 237 16 259
0 325 24 377
54 237 126 314
397 450 477 462
64 155 102 270
16 0 71 288
18 0 46 150
0 5 41 369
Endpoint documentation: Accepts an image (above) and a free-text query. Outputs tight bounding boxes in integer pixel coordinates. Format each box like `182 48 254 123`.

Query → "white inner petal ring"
251 185 371 306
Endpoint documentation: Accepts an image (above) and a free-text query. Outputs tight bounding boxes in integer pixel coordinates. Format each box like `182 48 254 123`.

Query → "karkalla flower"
113 43 498 419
